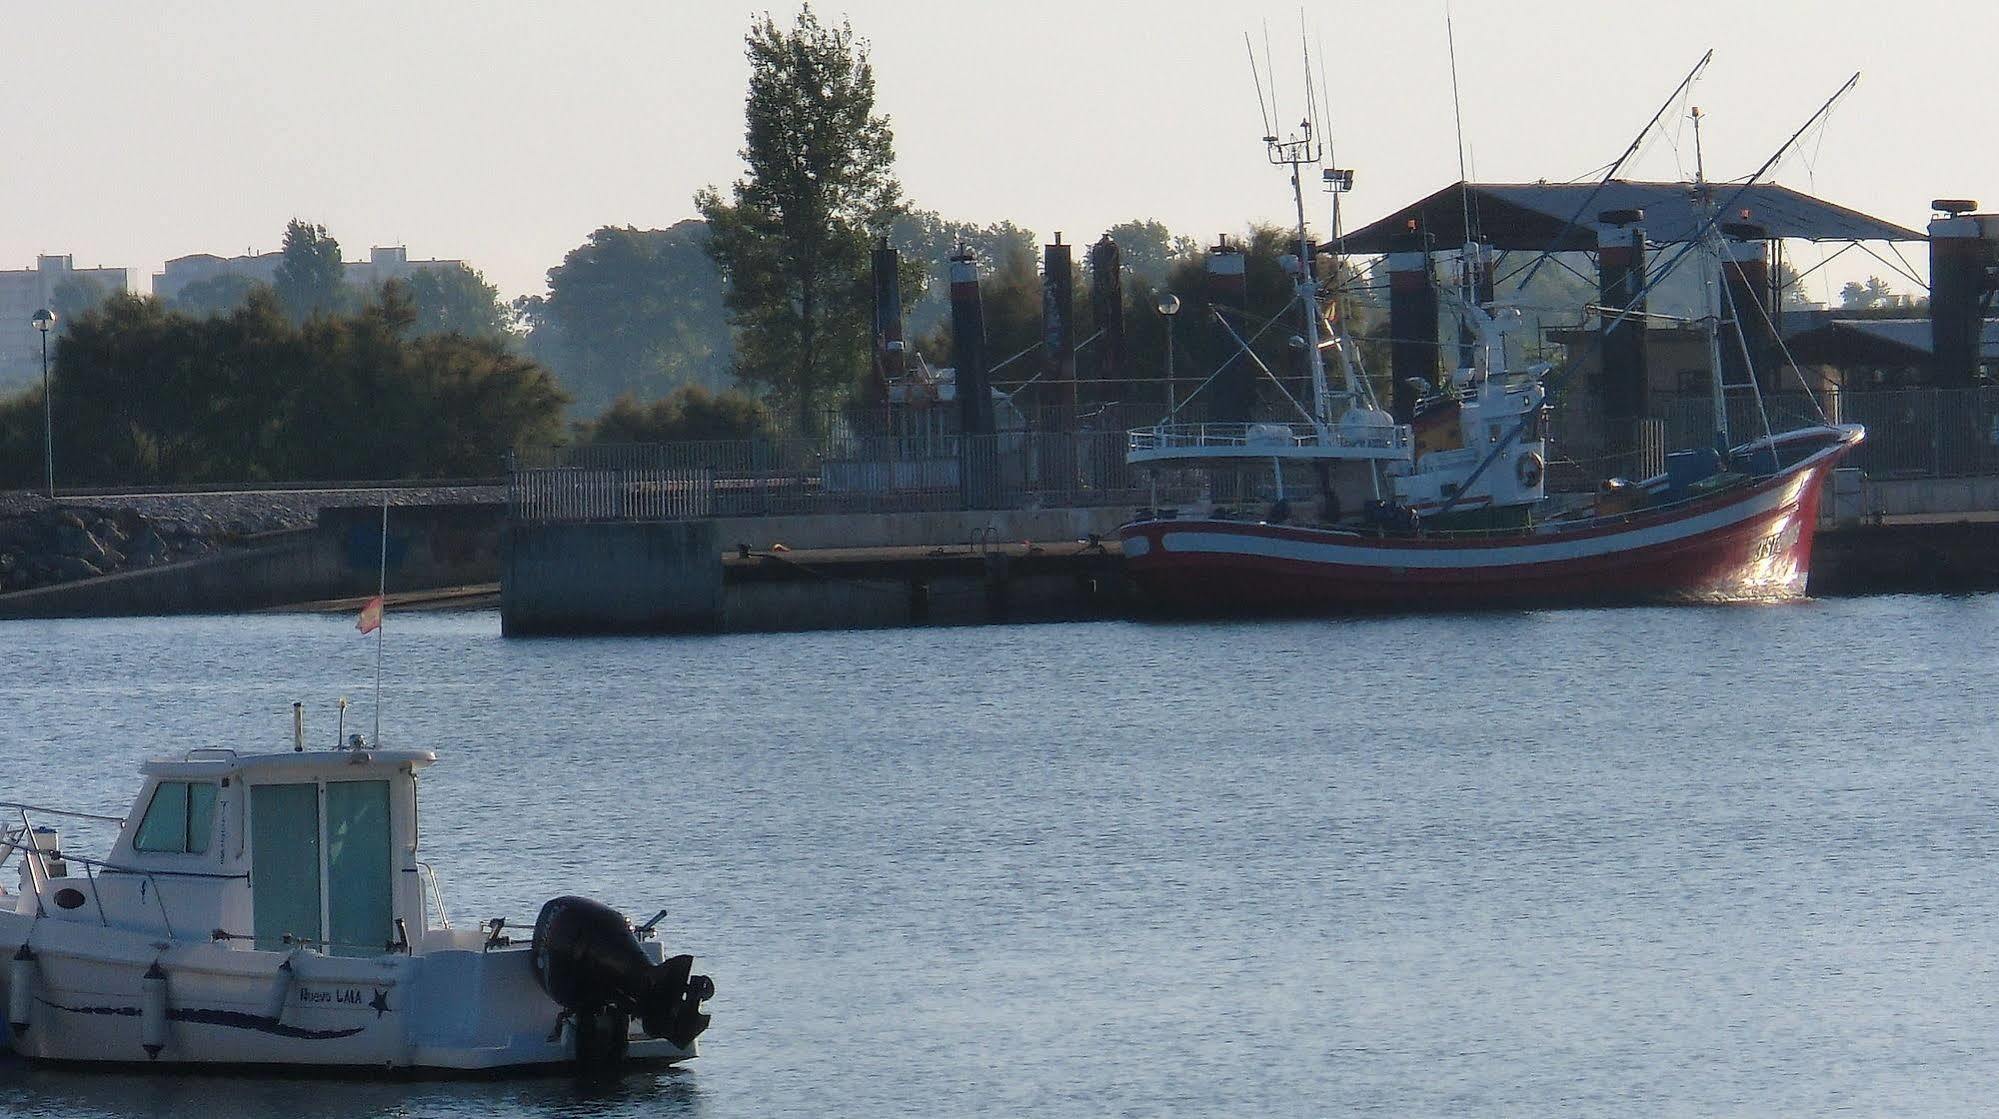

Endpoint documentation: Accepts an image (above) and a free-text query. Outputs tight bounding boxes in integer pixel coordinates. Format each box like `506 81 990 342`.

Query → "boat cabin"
8 748 438 957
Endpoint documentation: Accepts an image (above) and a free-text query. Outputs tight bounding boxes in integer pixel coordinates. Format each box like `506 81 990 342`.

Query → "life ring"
1516 452 1545 490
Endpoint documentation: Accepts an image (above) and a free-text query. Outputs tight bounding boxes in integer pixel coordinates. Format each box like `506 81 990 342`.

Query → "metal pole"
1165 317 1176 417
374 495 387 747
40 330 52 499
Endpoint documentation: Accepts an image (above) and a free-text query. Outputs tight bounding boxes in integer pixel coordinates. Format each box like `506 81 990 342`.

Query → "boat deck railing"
1128 421 1413 460
1150 428 1856 541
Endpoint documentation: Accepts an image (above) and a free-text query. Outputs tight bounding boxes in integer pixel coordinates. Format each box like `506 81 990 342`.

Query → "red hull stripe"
1120 441 1852 605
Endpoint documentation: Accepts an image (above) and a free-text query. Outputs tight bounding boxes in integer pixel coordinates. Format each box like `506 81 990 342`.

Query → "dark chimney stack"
949 247 994 436
1387 226 1439 423
1720 221 1776 391
1928 200 1996 387
1596 209 1649 423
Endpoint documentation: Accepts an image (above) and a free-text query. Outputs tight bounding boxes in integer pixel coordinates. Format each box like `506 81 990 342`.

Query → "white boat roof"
141 748 438 781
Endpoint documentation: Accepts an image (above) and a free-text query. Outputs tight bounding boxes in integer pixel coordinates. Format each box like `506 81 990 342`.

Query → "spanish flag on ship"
356 595 384 635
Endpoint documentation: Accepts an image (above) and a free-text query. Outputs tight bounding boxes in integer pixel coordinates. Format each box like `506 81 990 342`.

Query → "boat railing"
416 860 452 930
1128 421 1413 456
0 804 208 939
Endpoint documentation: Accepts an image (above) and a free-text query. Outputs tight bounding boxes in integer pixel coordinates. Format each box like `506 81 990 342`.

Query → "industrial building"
0 256 130 392
152 244 464 306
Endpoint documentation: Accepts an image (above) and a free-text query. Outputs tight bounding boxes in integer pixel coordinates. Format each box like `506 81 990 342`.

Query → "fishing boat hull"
0 913 697 1071
1121 428 1860 613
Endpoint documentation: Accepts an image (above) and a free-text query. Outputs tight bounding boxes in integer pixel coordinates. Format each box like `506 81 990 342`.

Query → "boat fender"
141 961 168 1060
1517 452 1544 490
7 944 34 1038
263 956 295 1023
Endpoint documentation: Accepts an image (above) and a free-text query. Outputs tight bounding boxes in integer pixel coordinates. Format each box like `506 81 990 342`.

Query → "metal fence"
511 388 1999 523
508 430 1142 523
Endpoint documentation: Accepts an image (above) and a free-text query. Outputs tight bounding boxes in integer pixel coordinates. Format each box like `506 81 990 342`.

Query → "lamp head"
30 309 54 333
1155 293 1182 317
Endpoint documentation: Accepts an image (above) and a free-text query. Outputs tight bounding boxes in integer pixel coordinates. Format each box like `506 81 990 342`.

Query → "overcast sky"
4 1 1990 305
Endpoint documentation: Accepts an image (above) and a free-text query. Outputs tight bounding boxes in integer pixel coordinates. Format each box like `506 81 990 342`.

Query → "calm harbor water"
0 596 1997 1115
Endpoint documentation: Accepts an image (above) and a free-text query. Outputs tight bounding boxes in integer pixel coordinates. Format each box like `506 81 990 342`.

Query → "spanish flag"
356 595 384 635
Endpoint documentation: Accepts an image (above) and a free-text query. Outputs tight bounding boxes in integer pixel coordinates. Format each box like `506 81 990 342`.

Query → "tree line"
0 5 1497 487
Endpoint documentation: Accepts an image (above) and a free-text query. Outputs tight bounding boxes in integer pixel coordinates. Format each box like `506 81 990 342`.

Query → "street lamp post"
1156 294 1181 418
31 308 54 498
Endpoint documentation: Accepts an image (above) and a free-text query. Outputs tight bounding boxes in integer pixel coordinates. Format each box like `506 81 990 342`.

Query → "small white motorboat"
0 731 713 1072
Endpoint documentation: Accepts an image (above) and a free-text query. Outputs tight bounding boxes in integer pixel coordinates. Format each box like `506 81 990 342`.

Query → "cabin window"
133 781 218 854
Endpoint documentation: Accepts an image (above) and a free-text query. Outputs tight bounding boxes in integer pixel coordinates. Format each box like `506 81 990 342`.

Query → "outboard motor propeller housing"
531 896 713 1067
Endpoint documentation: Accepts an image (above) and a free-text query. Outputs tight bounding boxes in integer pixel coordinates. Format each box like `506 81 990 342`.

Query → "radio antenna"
1245 34 1275 139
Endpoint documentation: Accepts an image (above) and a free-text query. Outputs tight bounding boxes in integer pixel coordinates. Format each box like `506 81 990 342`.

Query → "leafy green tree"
168 273 263 318
514 222 733 415
0 284 565 486
274 219 346 321
1102 219 1199 289
889 210 1037 340
1839 275 1899 310
696 5 904 435
580 386 776 444
402 263 509 341
50 275 110 333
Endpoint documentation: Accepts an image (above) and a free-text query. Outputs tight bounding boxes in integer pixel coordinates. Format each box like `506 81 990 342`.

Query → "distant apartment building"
0 255 130 391
152 245 463 305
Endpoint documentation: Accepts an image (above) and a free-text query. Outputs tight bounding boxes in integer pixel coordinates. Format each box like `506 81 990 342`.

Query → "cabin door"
250 782 321 951
251 779 395 955
324 780 394 956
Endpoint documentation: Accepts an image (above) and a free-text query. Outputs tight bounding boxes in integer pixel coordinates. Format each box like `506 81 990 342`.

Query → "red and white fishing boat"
1122 423 1862 612
1119 95 1864 614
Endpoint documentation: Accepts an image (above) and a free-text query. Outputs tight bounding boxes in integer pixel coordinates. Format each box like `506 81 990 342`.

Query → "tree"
50 274 110 332
696 5 903 435
0 285 566 486
402 263 510 341
889 210 1036 341
579 386 776 444
514 222 734 415
168 273 263 318
274 219 347 321
1839 275 1900 310
1102 219 1199 289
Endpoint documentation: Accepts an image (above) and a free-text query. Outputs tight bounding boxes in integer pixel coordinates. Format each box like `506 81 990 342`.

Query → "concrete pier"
501 519 723 636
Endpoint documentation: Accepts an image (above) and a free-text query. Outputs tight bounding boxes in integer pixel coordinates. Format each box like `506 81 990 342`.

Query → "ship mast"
1268 119 1333 428
1692 106 1733 450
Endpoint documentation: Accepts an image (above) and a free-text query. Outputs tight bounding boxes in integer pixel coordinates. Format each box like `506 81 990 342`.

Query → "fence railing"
508 431 1143 523
511 388 1999 523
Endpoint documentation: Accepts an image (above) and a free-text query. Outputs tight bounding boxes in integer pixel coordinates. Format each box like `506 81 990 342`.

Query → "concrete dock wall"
0 504 503 619
502 520 722 636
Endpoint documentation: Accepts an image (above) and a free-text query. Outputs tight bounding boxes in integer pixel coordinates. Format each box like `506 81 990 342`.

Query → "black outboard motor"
531 896 714 1068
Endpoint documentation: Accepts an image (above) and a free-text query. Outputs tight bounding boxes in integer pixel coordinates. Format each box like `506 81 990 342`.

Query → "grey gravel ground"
0 486 502 536
0 486 504 592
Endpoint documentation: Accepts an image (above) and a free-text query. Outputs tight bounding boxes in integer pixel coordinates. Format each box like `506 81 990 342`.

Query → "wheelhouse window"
133 781 218 854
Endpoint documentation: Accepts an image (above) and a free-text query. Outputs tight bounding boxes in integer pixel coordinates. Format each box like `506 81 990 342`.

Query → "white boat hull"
0 914 696 1071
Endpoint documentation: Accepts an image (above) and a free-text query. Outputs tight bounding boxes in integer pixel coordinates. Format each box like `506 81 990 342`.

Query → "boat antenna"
1245 34 1276 140
1444 0 1474 250
373 494 387 748
1513 49 1714 291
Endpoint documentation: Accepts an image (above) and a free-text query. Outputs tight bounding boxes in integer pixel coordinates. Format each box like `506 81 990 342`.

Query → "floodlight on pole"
1155 294 1182 417
31 309 54 499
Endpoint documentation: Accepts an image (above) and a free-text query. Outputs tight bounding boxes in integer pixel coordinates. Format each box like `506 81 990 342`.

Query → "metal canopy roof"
1338 180 1925 254
1784 317 1999 364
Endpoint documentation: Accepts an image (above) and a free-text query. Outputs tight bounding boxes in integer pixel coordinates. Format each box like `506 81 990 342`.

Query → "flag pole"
374 493 387 747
